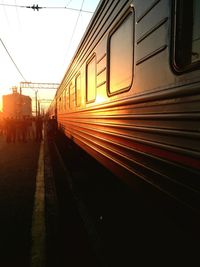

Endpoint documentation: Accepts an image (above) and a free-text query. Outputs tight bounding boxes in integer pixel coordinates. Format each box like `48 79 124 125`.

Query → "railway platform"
0 129 199 267
0 132 98 267
0 134 40 267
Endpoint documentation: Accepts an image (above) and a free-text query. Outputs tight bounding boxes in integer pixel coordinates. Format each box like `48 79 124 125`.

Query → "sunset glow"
0 0 100 113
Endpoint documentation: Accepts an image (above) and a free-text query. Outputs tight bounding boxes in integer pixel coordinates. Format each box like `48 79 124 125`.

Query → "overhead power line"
0 3 93 13
0 38 26 81
61 0 86 70
66 0 85 52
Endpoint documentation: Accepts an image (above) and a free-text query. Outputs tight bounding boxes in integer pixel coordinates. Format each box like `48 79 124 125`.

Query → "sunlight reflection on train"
95 94 107 105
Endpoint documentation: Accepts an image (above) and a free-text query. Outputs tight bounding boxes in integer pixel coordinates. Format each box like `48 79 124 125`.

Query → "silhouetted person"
5 117 11 143
21 117 28 143
10 117 17 143
31 117 36 140
16 118 23 142
47 116 57 141
35 116 43 142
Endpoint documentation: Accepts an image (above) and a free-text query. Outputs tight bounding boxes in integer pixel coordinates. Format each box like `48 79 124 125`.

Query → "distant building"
3 89 32 117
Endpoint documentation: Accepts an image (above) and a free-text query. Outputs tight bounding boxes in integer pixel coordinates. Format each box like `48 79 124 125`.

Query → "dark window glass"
173 0 200 71
59 97 61 111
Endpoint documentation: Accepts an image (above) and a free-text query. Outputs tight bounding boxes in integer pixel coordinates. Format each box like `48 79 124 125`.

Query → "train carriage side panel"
55 0 200 212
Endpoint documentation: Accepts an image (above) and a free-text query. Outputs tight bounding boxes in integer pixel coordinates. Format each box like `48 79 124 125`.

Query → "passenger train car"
49 0 200 212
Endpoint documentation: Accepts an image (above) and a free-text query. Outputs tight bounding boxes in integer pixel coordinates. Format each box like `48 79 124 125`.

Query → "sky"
0 0 100 113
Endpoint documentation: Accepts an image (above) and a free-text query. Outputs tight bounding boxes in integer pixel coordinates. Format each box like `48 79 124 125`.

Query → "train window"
69 83 74 109
172 0 200 72
66 86 69 110
61 92 63 111
62 91 65 111
59 96 61 111
108 10 134 95
86 55 96 103
75 74 81 107
64 89 66 111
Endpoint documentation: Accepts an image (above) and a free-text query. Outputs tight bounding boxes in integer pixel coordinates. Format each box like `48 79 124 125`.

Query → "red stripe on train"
129 141 200 170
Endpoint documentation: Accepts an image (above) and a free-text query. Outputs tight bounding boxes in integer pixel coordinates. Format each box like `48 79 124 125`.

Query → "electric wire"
62 0 87 69
0 1 95 93
67 0 85 50
0 3 93 13
0 37 26 81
